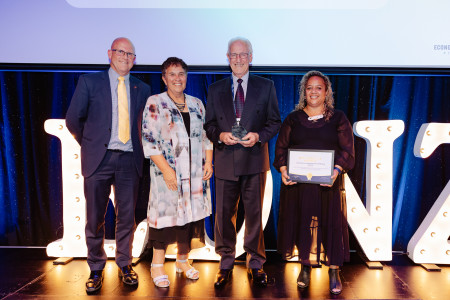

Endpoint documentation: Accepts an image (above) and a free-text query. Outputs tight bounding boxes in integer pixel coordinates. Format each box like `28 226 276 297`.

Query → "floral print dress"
142 92 212 229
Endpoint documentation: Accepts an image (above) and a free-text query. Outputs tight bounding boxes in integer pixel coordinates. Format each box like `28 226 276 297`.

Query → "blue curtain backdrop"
0 69 449 252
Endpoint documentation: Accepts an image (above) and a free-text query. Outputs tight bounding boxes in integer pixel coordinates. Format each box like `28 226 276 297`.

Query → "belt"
108 149 128 153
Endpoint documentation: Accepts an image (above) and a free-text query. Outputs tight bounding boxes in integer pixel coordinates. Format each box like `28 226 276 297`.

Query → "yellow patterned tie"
118 76 130 144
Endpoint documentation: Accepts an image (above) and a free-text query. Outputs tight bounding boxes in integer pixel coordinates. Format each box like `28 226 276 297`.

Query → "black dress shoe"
86 270 103 293
118 265 139 286
214 269 232 288
247 268 268 287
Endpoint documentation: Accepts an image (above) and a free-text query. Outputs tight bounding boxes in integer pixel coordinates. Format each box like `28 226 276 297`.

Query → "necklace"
308 114 324 121
168 93 186 111
304 108 324 122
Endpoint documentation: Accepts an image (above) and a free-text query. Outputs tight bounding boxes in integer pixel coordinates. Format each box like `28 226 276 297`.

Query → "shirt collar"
108 67 130 82
232 71 249 84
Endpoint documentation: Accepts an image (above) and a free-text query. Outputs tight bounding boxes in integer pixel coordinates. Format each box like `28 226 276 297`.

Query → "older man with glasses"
204 37 281 288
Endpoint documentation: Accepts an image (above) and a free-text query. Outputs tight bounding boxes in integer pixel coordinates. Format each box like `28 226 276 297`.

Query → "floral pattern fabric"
142 92 212 229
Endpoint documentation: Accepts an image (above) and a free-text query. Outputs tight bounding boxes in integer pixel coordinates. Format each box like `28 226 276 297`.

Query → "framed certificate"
287 149 335 184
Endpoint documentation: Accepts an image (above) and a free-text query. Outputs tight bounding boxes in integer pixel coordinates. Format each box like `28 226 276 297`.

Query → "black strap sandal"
297 264 311 288
328 268 342 295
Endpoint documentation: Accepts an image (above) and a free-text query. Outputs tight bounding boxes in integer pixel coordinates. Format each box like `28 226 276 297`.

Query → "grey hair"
227 37 253 54
296 70 334 120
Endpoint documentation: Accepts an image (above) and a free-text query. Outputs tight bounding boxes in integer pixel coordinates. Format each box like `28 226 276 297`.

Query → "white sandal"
151 263 170 288
175 259 199 280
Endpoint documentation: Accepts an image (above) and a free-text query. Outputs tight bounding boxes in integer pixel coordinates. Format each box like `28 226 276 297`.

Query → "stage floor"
0 248 448 299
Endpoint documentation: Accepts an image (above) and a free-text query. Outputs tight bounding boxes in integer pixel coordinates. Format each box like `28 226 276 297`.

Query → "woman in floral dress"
142 57 213 288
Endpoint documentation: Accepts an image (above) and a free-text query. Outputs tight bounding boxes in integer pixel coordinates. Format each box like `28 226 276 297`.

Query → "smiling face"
108 38 135 76
162 64 187 97
305 76 327 109
227 40 253 78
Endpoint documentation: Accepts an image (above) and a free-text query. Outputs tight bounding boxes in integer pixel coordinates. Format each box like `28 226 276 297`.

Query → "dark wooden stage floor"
0 248 448 300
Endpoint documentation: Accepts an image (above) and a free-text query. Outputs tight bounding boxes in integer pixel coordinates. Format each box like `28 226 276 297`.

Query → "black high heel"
297 264 311 288
328 268 342 295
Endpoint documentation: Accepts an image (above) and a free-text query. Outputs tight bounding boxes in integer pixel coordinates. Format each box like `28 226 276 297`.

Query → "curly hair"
161 57 188 76
295 70 334 121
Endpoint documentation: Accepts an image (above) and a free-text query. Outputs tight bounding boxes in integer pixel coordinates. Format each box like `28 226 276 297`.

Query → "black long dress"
273 109 355 266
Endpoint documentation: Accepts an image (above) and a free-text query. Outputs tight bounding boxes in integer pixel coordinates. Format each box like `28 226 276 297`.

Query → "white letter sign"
45 118 449 264
44 119 148 258
346 120 404 261
408 123 450 264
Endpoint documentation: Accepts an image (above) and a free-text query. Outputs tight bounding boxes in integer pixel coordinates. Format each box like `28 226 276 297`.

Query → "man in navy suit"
204 37 281 288
66 37 151 293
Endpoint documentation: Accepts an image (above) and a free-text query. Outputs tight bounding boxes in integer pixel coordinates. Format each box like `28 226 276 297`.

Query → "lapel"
129 75 137 124
100 71 113 126
217 77 236 129
240 75 260 127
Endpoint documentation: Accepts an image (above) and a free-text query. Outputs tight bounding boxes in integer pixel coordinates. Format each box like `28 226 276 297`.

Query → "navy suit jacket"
66 71 151 178
204 74 281 181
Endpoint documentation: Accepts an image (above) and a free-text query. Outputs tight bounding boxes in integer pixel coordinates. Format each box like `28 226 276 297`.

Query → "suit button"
104 144 107 147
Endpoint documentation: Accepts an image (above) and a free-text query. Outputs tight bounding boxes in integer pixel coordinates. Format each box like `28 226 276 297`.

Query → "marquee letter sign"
407 123 450 264
345 120 404 261
44 120 148 258
45 119 449 264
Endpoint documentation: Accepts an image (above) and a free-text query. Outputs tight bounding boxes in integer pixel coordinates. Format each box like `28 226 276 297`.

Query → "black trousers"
84 150 139 271
214 172 267 270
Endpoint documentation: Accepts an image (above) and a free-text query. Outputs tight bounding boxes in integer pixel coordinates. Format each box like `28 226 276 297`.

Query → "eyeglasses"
111 49 136 59
229 52 250 59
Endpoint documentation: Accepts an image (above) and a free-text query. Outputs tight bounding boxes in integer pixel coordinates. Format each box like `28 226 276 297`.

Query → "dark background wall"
1 67 449 253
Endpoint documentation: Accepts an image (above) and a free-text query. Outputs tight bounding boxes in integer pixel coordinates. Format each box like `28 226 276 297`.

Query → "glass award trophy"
231 118 247 140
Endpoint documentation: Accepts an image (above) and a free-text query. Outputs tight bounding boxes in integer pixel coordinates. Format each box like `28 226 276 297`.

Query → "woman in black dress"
273 70 354 294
